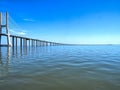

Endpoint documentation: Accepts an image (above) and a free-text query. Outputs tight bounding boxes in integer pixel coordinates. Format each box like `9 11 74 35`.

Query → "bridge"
0 12 66 47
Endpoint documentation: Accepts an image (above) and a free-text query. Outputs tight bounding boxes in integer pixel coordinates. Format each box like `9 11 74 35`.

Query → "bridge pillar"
0 12 12 47
20 38 22 49
0 12 2 45
29 39 30 47
12 36 14 48
32 40 34 47
46 42 48 46
23 39 25 47
36 40 37 47
25 39 27 47
16 37 17 47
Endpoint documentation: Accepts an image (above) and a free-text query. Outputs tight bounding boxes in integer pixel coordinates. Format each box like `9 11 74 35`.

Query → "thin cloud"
18 32 26 35
23 18 35 22
9 29 27 36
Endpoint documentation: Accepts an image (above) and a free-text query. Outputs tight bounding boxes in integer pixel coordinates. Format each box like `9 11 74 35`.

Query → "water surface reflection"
0 46 120 90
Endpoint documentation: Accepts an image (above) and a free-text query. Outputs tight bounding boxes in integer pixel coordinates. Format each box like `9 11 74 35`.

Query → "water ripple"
0 46 120 90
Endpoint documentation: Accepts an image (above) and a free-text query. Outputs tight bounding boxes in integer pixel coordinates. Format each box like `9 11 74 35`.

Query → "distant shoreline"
66 44 120 46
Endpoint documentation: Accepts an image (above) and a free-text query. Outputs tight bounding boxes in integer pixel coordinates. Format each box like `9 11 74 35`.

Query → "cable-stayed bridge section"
0 12 65 48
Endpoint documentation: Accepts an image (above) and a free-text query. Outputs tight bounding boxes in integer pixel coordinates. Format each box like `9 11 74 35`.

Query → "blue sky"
0 0 120 44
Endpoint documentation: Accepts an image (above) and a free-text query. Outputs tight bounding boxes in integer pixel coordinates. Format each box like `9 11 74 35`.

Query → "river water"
0 45 120 90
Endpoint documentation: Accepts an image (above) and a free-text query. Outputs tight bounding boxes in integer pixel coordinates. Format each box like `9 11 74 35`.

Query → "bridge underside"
0 44 11 47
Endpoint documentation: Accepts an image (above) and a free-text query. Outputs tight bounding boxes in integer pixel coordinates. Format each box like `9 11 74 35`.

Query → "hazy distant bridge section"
0 12 65 47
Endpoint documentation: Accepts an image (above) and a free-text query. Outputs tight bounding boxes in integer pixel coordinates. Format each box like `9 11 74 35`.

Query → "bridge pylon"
0 12 12 47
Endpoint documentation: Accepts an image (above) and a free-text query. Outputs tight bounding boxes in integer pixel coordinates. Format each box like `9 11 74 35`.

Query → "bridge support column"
29 39 30 47
23 39 25 47
42 41 44 46
31 40 33 47
0 12 11 47
36 40 37 47
34 40 35 47
6 12 11 47
25 39 27 47
12 36 14 48
16 37 17 47
20 38 22 49
46 42 48 46
0 13 2 45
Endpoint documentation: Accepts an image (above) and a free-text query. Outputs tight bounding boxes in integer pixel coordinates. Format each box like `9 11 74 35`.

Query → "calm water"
0 45 120 90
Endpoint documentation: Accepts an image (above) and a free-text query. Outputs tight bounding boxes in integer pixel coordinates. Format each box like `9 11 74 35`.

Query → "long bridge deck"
0 33 65 47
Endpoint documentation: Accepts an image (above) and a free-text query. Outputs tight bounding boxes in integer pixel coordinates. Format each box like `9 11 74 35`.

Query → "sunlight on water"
0 45 120 90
